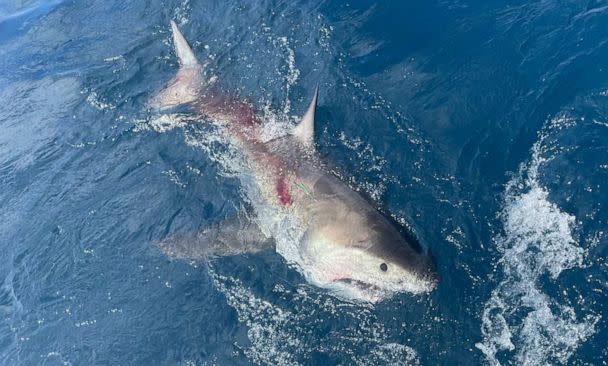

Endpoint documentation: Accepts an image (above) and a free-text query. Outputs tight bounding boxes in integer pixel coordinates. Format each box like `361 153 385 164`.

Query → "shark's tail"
149 21 261 130
148 21 207 111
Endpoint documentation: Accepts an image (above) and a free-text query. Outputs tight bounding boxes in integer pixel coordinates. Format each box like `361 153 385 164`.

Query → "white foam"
103 55 124 63
173 0 191 27
211 272 300 365
258 102 295 142
209 268 419 365
476 115 599 365
361 343 420 366
85 91 116 111
336 131 391 201
133 114 199 133
182 123 244 179
273 36 300 115
161 169 186 189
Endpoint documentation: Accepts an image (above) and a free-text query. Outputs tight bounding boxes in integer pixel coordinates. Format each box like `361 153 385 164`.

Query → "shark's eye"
380 263 388 272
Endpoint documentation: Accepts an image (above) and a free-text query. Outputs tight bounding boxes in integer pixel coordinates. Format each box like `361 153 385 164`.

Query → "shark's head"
300 175 439 303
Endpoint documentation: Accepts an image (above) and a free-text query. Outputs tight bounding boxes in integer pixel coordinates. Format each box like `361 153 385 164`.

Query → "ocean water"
1 0 607 365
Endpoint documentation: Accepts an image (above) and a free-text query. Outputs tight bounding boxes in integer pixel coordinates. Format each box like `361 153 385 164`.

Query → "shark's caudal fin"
170 20 199 67
292 85 319 148
148 21 206 111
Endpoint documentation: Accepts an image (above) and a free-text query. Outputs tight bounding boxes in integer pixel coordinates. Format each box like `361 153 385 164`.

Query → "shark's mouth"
327 278 395 303
332 278 387 298
331 275 433 303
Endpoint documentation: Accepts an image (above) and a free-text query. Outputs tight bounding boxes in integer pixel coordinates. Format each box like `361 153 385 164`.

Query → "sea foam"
476 116 599 365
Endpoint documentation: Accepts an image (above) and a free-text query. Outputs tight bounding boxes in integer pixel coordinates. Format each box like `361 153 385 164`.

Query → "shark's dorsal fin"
170 20 199 68
292 85 319 148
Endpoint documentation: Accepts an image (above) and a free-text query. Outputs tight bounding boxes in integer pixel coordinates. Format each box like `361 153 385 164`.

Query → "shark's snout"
409 250 440 290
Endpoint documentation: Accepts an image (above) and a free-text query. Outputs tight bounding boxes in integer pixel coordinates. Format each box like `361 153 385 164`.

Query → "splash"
336 131 390 201
476 115 599 365
209 268 419 365
173 0 192 27
85 90 116 111
273 36 300 115
133 113 198 133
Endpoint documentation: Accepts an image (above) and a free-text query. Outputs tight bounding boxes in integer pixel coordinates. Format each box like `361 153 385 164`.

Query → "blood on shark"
153 21 438 303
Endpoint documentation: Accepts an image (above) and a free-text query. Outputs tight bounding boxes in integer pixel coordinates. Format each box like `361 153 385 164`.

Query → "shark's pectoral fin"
157 212 274 260
149 21 207 111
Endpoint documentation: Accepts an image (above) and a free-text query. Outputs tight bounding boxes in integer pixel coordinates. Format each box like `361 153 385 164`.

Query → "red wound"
276 176 292 206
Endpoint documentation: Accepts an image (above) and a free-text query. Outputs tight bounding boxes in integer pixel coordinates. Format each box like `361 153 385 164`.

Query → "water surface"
1 1 607 364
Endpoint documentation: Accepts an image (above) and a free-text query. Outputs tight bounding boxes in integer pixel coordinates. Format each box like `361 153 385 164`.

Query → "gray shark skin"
153 21 438 303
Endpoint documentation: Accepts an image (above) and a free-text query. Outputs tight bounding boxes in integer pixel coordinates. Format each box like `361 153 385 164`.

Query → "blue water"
1 1 607 364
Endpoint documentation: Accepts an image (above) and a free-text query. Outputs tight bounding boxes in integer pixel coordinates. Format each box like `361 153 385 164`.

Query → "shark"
152 21 438 303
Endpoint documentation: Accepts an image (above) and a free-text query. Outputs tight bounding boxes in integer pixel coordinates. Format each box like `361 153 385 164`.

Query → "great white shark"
152 21 438 302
